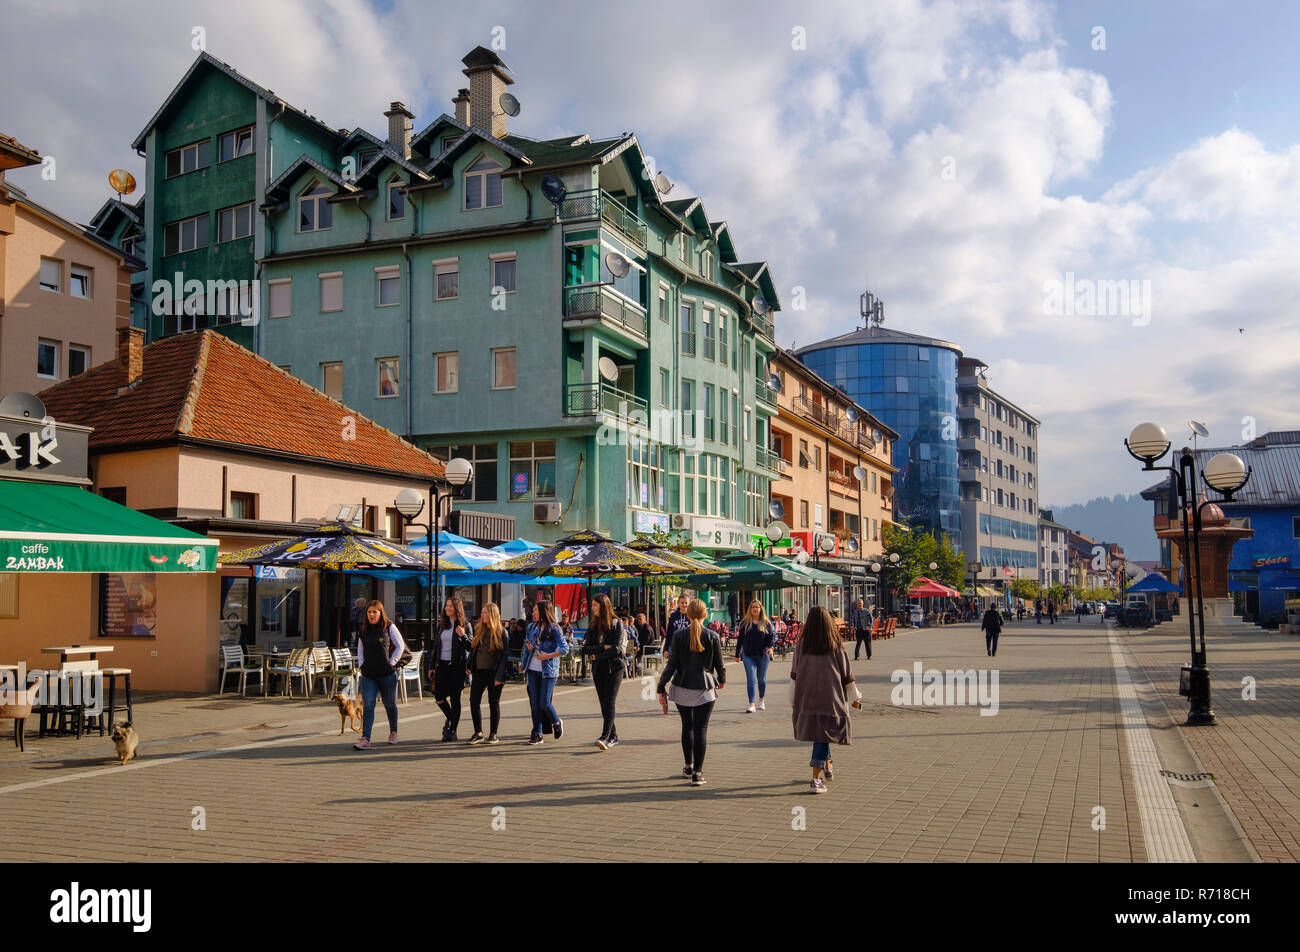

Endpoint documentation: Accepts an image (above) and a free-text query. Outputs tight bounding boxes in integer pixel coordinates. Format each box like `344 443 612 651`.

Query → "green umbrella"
685 551 810 591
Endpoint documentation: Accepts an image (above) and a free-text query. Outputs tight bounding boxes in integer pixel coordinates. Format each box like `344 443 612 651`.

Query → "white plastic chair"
397 650 423 703
218 644 265 697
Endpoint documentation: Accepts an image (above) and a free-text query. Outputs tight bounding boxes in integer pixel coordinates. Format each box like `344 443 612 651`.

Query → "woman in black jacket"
583 594 625 750
467 601 511 744
981 605 1003 657
657 598 726 786
432 595 472 741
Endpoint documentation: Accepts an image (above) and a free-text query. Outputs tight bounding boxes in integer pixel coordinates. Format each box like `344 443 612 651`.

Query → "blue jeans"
526 670 559 735
360 673 398 739
811 742 830 768
741 653 770 703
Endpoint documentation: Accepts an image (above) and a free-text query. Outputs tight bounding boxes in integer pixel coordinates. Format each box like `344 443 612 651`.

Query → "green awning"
685 552 810 590
0 479 218 573
769 556 840 586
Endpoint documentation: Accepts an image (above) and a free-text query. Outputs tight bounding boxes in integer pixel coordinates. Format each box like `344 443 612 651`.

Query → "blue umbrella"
1126 574 1182 594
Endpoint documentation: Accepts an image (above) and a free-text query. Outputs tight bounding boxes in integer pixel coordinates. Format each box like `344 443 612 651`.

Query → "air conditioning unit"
671 513 690 531
533 502 561 523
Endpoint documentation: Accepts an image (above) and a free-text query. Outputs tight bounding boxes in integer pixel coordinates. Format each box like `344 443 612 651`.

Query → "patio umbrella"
1126 573 1182 594
908 577 960 598
625 537 726 633
684 551 808 591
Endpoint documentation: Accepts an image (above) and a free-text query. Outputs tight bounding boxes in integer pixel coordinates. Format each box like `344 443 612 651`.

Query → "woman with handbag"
432 595 472 742
734 598 775 713
523 599 568 745
583 594 626 750
790 606 860 793
657 598 726 786
467 601 511 745
353 600 406 750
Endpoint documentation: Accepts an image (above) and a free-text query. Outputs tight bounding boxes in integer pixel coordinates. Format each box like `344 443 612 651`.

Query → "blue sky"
2 0 1297 507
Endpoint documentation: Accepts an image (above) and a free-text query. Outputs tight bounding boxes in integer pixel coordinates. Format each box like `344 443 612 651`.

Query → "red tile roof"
38 331 444 480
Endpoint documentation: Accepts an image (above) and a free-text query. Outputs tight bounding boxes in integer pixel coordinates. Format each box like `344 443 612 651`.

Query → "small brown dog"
110 722 139 765
334 694 362 734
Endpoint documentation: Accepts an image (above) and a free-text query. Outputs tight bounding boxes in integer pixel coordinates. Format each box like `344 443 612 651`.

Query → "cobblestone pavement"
0 617 1239 862
1124 622 1300 861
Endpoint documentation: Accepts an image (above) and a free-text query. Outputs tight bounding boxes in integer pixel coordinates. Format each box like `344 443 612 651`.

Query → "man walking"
1047 598 1057 624
849 598 873 661
981 603 1003 657
1034 597 1043 624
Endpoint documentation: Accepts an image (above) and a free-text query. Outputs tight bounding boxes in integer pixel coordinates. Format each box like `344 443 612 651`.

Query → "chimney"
452 88 470 126
383 101 414 159
461 46 514 138
117 326 144 388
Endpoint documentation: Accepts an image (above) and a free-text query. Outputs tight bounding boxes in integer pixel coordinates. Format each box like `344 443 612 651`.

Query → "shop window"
509 440 556 501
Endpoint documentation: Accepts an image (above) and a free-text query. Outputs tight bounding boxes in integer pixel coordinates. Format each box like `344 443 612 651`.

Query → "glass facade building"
797 329 962 544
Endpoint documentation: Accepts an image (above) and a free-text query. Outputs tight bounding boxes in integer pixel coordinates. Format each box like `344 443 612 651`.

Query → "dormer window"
700 249 713 280
464 155 503 210
299 181 333 232
387 177 406 220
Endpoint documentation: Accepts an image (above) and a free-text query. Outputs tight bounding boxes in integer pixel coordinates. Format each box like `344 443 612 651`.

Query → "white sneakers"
758 699 766 710
745 704 756 713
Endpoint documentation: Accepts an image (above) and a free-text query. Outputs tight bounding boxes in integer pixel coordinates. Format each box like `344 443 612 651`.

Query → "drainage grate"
1160 769 1217 788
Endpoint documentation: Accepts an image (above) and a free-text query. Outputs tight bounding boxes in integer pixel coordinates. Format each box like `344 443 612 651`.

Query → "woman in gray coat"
790 606 861 793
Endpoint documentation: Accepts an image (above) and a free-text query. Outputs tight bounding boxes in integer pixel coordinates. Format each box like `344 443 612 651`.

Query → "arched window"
464 155 502 210
299 181 333 232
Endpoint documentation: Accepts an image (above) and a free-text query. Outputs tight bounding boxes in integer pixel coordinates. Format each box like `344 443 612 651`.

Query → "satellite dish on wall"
853 465 867 483
871 429 884 444
540 174 567 208
605 252 631 278
598 357 620 383
766 373 781 391
846 538 860 554
768 500 785 521
752 296 770 315
499 93 521 117
0 392 47 419
108 169 137 197
846 407 860 423
654 172 673 194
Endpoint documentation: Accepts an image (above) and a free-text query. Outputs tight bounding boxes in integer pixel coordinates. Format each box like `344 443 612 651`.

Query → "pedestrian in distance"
349 596 368 652
981 602 1003 657
466 601 511 745
1034 596 1043 624
657 598 726 786
523 600 568 746
734 598 775 712
665 593 691 661
1016 599 1025 622
790 605 859 794
352 600 405 750
1047 598 1057 625
848 597 873 661
583 594 627 750
431 595 472 742
1076 601 1085 623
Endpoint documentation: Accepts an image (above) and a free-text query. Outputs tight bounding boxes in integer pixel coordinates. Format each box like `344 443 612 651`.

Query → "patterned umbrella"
624 537 727 575
486 529 680 578
219 521 466 572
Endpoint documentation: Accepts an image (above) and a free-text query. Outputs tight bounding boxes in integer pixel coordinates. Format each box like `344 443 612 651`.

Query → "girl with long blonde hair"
656 598 726 786
734 598 776 713
467 602 509 744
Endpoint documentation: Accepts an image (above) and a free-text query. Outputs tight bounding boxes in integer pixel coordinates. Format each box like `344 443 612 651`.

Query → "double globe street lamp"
395 457 474 649
1124 423 1251 726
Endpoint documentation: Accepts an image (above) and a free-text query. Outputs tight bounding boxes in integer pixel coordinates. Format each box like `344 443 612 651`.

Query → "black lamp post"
809 532 836 605
871 552 901 616
1124 423 1251 726
753 520 786 560
395 458 473 649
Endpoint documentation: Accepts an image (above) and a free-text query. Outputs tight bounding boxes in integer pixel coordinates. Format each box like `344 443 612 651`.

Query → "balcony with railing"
754 376 779 406
564 284 648 340
794 395 841 432
755 446 781 474
565 381 648 420
558 188 649 251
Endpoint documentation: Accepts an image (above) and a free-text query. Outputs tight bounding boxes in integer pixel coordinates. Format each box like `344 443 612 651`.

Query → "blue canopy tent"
1126 574 1182 594
1228 578 1251 592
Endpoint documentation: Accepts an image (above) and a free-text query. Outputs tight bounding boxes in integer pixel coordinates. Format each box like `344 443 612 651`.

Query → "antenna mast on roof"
859 289 885 333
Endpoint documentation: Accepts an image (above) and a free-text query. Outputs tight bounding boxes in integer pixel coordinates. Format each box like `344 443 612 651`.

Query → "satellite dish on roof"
605 252 630 278
499 93 521 117
0 392 47 420
654 172 673 194
1189 420 1209 438
752 296 770 315
540 174 567 208
846 407 860 423
108 169 137 197
853 465 867 483
598 357 619 383
768 500 785 521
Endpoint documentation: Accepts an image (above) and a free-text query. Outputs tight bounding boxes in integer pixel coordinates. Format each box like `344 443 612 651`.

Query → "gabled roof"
355 147 431 185
726 261 781 313
710 221 737 263
89 196 144 235
131 51 344 152
0 132 42 171
497 133 631 171
5 182 144 270
265 154 360 200
38 331 443 480
424 127 531 176
411 113 470 155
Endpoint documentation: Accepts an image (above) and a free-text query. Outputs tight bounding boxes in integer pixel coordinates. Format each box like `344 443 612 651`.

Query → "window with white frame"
660 367 670 407
268 278 292 318
435 352 459 393
387 178 405 220
165 139 210 177
69 265 91 299
214 284 253 325
320 272 343 312
509 440 556 500
491 252 516 293
164 214 209 255
717 311 727 363
376 266 400 307
492 347 516 389
678 233 688 263
702 305 714 360
700 249 713 280
627 437 665 512
428 442 499 503
658 284 669 322
67 344 90 378
744 473 765 528
464 155 503 209
218 127 253 162
37 339 58 379
298 181 333 232
434 258 459 300
217 202 254 243
377 357 399 397
321 362 343 401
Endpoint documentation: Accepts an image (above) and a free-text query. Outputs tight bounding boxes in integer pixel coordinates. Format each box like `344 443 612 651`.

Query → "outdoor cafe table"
41 645 113 664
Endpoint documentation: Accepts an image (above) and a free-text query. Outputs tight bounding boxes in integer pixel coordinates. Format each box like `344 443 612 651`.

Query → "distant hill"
1044 493 1157 562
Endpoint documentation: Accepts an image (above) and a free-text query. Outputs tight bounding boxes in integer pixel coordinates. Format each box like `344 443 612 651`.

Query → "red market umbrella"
908 577 960 598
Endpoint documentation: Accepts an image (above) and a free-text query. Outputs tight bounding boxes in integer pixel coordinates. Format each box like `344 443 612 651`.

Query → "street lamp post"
395 458 474 650
811 532 836 605
1124 423 1251 726
754 520 786 560
871 552 901 617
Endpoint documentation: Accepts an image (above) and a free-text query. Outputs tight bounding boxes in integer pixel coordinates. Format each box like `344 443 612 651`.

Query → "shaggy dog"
110 722 139 765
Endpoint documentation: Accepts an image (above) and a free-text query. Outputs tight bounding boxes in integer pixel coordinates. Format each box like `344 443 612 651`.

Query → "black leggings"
677 701 715 770
434 661 466 729
469 667 503 735
985 630 1000 654
593 662 624 740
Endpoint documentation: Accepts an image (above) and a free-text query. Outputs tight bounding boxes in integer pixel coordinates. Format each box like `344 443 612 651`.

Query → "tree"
1009 578 1040 600
639 525 691 553
881 525 965 601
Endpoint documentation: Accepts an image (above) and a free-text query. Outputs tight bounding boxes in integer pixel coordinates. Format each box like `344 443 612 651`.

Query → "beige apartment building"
768 349 898 613
0 133 142 396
